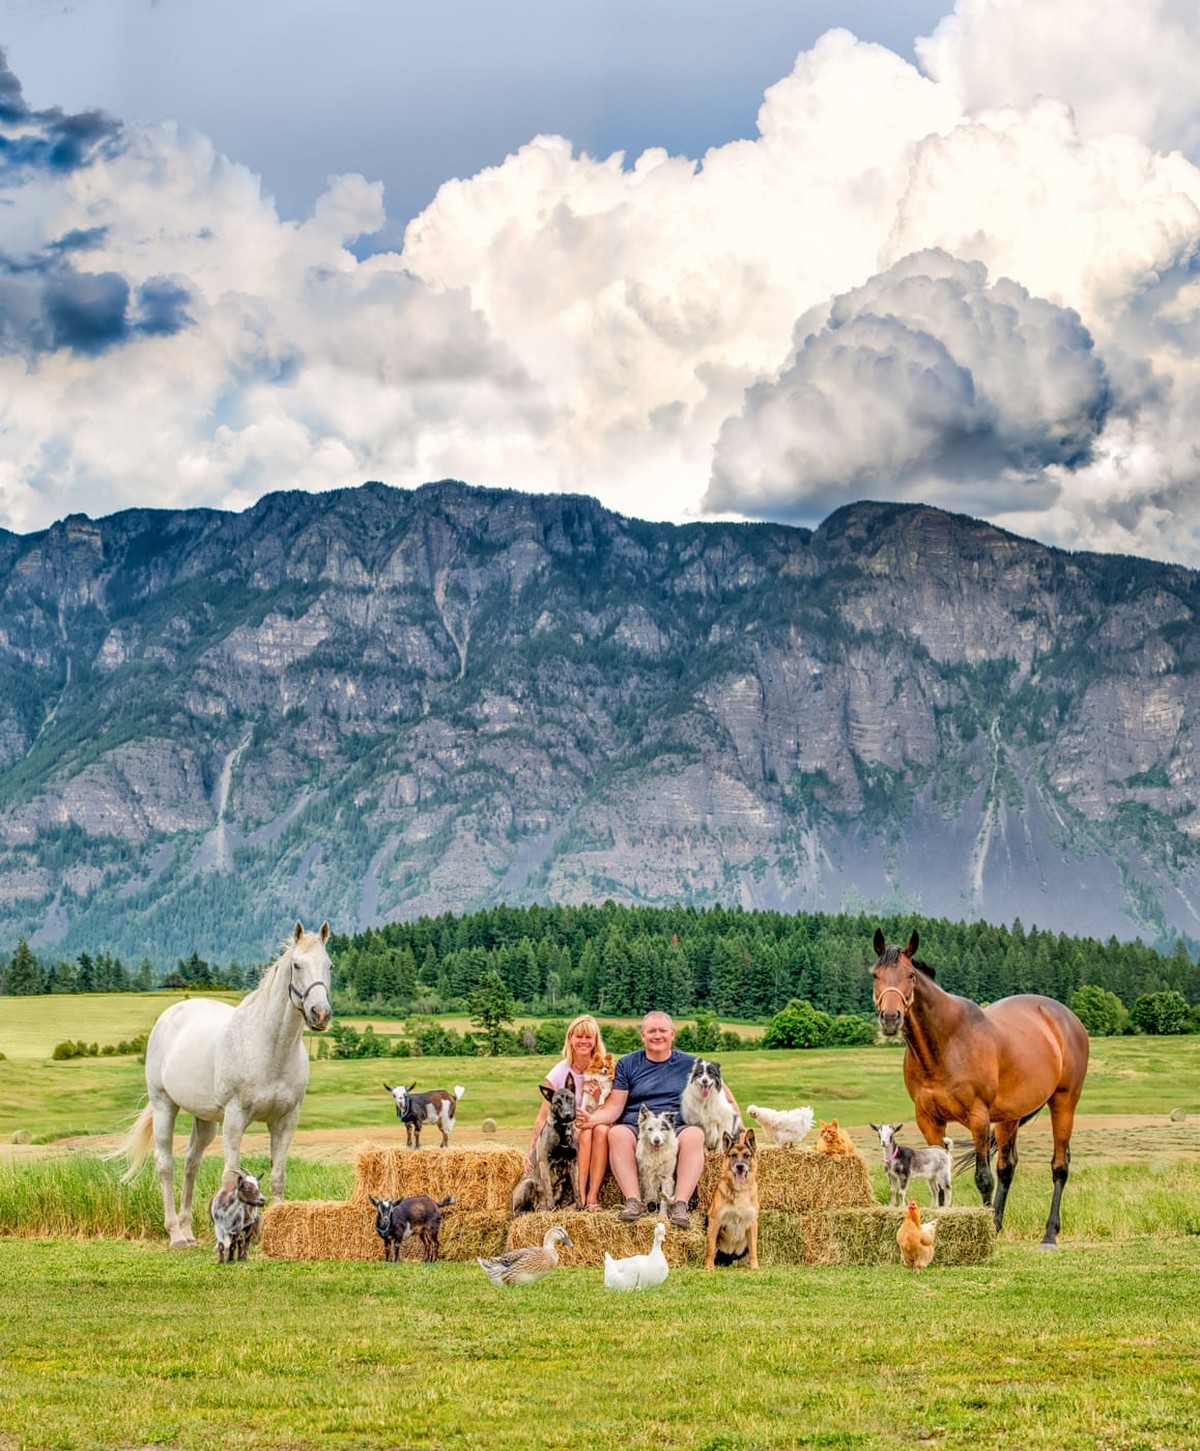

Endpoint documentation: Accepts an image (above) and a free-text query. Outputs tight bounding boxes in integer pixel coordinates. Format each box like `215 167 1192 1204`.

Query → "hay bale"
351 1143 524 1212
506 1209 707 1268
260 1200 510 1262
596 1144 873 1214
815 1206 995 1267
696 1145 874 1214
752 1209 828 1267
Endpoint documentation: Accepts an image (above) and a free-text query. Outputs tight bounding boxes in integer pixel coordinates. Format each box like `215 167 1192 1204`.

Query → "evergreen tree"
6 938 42 995
470 970 515 1056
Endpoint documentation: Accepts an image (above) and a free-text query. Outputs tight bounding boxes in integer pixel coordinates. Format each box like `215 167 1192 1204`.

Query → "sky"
3 0 1200 567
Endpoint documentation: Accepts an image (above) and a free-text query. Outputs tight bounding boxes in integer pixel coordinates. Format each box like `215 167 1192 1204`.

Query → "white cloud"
917 0 1200 161
5 4 1200 565
706 249 1109 519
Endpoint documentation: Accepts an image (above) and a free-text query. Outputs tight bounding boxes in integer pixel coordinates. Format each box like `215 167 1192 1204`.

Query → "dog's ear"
539 1083 555 1103
744 1128 756 1152
638 1103 650 1124
722 1130 734 1155
663 1110 676 1127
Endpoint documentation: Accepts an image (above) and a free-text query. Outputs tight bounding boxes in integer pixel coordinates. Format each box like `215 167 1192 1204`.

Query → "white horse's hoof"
169 1235 198 1249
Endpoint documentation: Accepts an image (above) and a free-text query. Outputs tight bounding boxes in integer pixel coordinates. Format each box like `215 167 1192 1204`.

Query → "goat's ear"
896 1123 904 1135
383 1083 393 1092
873 927 886 956
868 1123 878 1133
406 1082 416 1092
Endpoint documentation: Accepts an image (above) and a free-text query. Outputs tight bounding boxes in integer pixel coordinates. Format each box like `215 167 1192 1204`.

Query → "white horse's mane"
242 935 299 1019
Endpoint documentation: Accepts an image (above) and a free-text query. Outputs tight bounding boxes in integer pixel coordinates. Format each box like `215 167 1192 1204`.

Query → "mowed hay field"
1 996 1199 1449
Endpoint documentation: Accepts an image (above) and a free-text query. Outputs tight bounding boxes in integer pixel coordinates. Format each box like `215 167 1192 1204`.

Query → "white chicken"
604 1220 670 1291
746 1103 815 1148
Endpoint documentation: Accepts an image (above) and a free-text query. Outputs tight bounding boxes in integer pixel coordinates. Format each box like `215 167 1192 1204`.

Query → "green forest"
3 904 1195 1045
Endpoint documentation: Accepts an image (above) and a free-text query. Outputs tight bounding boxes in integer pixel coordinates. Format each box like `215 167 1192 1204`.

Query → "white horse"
117 920 334 1248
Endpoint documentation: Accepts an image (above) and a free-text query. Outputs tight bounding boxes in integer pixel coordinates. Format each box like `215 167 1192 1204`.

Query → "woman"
523 1014 610 1211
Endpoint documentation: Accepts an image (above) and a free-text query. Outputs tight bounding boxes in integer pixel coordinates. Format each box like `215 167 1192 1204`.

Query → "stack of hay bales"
261 1141 994 1267
260 1144 520 1263
511 1146 881 1267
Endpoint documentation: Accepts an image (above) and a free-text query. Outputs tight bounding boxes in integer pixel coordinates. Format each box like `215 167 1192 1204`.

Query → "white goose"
604 1220 670 1291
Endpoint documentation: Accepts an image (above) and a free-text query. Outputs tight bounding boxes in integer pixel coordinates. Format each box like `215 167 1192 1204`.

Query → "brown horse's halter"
873 979 916 1016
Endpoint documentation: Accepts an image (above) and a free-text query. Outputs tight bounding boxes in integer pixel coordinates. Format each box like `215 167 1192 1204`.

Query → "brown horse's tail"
952 1104 1046 1176
107 1103 155 1183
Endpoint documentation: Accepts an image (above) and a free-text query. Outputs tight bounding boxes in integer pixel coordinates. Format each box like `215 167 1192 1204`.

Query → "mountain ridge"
1 480 1198 963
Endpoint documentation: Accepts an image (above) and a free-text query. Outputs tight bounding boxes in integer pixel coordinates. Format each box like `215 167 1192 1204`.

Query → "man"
577 1010 740 1227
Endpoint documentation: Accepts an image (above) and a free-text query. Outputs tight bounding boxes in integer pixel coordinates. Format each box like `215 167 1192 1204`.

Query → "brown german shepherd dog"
705 1127 760 1269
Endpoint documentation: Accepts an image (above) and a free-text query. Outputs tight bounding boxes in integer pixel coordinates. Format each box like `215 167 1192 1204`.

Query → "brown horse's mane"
875 943 937 982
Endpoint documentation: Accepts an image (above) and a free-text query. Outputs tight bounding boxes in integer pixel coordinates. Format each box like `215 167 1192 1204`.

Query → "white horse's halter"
288 947 331 1017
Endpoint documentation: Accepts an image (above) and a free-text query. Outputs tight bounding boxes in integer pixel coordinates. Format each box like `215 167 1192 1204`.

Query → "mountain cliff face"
1 481 1198 963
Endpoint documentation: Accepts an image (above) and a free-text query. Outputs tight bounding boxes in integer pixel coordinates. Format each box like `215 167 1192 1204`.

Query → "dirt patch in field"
7 1113 1196 1166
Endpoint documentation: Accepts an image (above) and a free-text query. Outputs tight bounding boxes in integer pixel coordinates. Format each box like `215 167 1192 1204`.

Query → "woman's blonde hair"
562 1014 606 1062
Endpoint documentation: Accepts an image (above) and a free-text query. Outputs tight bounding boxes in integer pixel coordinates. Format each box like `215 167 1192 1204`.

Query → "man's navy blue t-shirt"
613 1048 695 1130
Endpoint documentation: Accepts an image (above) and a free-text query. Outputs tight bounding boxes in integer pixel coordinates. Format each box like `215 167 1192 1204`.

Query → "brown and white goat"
383 1082 465 1148
209 1170 266 1263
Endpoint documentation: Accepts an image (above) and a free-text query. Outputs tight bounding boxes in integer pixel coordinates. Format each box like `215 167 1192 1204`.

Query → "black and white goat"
209 1170 266 1264
370 1193 455 1261
383 1082 465 1148
869 1122 953 1208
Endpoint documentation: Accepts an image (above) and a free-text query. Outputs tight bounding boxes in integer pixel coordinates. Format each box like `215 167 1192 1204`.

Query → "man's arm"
578 1086 628 1130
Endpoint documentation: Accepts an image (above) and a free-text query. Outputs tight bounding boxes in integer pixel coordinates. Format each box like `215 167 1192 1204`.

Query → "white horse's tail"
111 1103 155 1183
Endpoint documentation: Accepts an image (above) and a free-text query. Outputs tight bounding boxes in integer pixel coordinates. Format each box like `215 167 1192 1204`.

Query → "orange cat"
814 1118 857 1154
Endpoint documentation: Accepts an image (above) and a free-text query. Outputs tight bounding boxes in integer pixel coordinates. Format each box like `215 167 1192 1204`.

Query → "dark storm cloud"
0 257 194 358
0 49 121 176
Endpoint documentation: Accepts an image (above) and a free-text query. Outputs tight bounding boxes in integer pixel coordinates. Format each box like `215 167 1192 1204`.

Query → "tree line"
2 903 1197 1028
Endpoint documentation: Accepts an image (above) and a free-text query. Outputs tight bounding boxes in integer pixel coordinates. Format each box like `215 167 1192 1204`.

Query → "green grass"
0 991 239 1061
0 1236 1197 1450
1 1014 1199 1448
2 1032 1199 1144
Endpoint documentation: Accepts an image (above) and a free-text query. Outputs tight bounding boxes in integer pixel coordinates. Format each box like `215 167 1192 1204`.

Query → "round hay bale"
481 1118 497 1135
507 1209 706 1268
260 1199 510 1262
351 1143 524 1211
817 1205 995 1267
1170 1108 1187 1123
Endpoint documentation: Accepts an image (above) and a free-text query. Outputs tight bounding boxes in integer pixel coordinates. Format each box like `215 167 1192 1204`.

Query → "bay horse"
870 927 1089 1247
116 921 334 1247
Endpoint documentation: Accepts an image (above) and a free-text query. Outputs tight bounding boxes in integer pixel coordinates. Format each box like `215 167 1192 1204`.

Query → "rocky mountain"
1 481 1198 964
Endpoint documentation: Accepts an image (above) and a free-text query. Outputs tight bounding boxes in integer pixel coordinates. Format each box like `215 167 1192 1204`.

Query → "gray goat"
869 1122 953 1208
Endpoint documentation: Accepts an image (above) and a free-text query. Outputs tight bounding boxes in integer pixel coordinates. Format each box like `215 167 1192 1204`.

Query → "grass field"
0 1236 1196 1450
1 998 1199 1449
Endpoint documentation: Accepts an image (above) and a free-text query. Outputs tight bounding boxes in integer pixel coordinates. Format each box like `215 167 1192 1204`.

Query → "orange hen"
897 1198 938 1269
